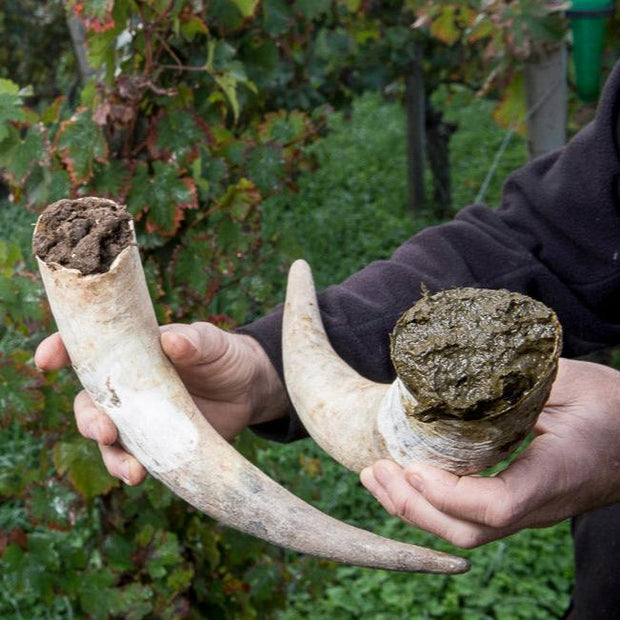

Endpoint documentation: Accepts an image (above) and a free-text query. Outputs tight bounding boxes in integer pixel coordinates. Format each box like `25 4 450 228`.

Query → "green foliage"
0 1 74 104
0 1 571 618
0 0 337 616
253 90 571 618
262 88 528 292
254 440 573 619
414 1 568 133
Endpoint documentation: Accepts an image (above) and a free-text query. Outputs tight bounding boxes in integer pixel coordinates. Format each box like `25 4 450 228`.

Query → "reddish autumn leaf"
127 161 198 237
72 0 116 33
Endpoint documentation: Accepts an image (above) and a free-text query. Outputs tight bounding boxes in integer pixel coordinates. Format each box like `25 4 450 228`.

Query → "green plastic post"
568 0 614 103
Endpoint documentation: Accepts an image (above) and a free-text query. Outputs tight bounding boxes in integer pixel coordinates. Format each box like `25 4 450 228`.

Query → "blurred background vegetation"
1 1 618 618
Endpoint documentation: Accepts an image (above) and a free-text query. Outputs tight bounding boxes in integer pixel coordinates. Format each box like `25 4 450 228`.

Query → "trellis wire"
475 74 565 205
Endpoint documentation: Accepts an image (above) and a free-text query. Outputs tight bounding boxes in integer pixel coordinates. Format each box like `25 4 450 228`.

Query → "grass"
261 87 529 293
254 90 572 618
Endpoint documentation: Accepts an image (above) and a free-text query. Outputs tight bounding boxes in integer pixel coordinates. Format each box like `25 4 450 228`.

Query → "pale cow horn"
33 197 469 575
282 259 561 475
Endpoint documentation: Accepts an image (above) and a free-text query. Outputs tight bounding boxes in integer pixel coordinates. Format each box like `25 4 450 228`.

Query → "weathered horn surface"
283 259 561 476
33 197 469 575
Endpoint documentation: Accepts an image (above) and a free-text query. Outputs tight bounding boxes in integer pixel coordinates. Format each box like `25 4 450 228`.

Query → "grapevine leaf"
430 5 461 46
0 351 44 427
147 163 196 234
180 16 208 41
245 144 284 193
241 38 279 89
108 583 154 618
53 437 119 498
146 531 182 579
0 78 26 142
28 482 80 531
24 165 72 210
231 0 260 18
57 107 108 185
72 0 116 33
0 124 46 184
76 568 119 617
103 534 138 571
258 110 310 144
493 71 527 136
126 161 150 218
218 177 261 221
262 0 294 36
148 110 207 164
295 0 331 20
127 161 197 236
172 237 213 295
92 158 130 197
167 564 195 591
214 73 241 121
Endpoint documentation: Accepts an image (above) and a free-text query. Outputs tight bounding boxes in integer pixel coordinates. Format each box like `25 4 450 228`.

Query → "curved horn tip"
432 555 471 575
394 551 470 574
441 555 470 575
414 552 470 575
290 257 311 271
288 258 313 285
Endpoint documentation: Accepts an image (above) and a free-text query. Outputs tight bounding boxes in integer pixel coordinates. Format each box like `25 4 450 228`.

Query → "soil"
390 287 561 423
33 197 134 275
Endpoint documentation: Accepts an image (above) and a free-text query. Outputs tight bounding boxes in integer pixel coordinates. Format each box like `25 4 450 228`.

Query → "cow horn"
282 259 561 476
33 198 469 575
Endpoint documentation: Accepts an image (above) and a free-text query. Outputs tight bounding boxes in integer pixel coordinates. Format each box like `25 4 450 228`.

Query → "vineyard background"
1 1 619 618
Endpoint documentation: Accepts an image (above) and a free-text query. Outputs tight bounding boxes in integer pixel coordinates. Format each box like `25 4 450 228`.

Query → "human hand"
35 323 289 485
360 358 620 548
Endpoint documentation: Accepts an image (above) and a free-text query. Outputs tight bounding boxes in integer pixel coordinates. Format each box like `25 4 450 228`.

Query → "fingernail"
373 460 398 484
406 472 424 493
360 467 376 489
121 459 132 485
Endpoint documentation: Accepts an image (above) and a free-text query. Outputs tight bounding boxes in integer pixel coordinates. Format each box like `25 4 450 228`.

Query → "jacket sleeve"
240 61 620 443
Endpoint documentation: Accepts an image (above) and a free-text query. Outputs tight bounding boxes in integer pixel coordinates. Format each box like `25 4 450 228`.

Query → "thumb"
160 323 227 367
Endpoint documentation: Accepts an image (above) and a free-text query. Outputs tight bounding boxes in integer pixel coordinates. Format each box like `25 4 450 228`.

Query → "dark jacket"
241 60 620 443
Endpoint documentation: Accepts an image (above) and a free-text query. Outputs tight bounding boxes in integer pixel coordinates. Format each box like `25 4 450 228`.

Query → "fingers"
74 391 118 444
361 460 513 548
99 444 147 486
360 462 400 517
406 439 564 529
74 390 147 485
361 446 572 549
34 332 71 370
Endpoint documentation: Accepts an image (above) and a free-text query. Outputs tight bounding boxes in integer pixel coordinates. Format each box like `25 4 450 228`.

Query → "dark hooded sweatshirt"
241 60 620 443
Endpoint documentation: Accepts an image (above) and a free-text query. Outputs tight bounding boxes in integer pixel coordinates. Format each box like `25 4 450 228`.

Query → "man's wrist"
243 335 290 426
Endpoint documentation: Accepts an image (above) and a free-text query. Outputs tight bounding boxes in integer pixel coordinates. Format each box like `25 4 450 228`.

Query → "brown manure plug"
33 197 468 575
282 260 562 475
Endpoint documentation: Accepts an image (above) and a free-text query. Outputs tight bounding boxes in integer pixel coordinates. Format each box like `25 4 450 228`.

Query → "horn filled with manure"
282 259 561 476
32 197 468 575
